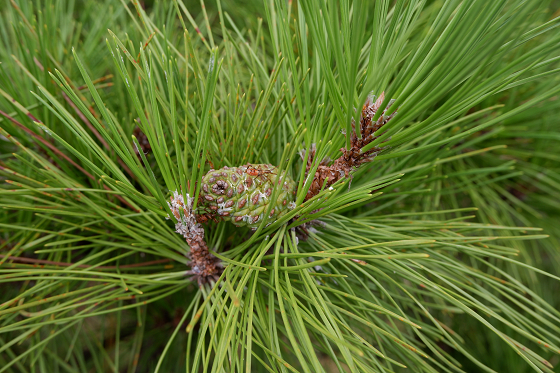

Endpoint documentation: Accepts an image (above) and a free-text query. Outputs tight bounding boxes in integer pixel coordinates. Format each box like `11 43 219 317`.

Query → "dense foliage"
1 0 560 372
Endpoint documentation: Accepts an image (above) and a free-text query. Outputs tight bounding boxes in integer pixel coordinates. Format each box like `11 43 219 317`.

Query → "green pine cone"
199 164 296 229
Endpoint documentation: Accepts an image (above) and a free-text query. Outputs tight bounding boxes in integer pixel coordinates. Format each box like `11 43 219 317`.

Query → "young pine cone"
199 164 296 229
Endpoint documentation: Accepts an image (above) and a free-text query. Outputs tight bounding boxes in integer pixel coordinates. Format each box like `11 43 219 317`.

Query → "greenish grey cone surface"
200 164 296 228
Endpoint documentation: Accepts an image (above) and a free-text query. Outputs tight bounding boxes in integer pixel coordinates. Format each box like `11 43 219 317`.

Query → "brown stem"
61 92 137 181
1 109 97 179
76 74 114 91
0 254 171 269
0 109 140 212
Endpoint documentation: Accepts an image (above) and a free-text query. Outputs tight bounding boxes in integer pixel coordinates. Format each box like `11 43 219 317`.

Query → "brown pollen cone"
304 92 396 201
185 233 221 285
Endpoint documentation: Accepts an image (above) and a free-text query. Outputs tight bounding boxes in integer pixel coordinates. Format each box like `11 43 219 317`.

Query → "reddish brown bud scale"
252 194 259 205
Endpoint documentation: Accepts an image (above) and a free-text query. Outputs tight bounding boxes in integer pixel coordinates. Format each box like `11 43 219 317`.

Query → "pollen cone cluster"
168 192 221 285
199 164 296 229
304 92 397 200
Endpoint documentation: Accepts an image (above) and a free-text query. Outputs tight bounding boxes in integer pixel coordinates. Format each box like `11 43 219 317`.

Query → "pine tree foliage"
1 0 560 372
